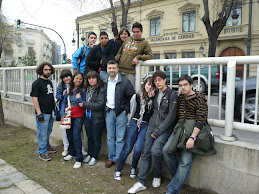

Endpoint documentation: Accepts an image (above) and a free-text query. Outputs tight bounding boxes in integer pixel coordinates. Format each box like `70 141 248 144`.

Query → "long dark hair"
60 69 72 91
68 72 84 95
141 77 154 100
85 71 103 89
115 27 130 45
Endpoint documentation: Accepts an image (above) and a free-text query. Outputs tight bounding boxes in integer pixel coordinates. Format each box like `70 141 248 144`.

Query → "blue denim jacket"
60 88 86 117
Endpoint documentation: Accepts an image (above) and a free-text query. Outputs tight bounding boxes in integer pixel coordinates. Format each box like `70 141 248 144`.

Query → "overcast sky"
2 0 108 61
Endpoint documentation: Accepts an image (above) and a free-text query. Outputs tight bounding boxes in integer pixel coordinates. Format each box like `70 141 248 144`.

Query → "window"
182 11 196 32
150 53 160 71
182 52 195 58
18 45 22 53
165 53 177 71
150 17 160 36
86 32 90 45
182 52 195 70
18 57 22 63
226 4 242 26
28 47 33 53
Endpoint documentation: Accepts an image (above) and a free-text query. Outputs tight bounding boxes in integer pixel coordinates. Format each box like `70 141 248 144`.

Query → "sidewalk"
0 158 51 194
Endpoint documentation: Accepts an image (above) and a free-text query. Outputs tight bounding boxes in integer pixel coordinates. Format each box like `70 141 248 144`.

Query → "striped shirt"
177 92 208 130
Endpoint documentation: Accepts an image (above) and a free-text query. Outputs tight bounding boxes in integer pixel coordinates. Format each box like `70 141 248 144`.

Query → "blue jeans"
163 132 194 194
106 110 127 162
100 71 108 82
66 117 84 162
137 126 171 186
84 117 105 159
116 119 147 172
36 113 53 155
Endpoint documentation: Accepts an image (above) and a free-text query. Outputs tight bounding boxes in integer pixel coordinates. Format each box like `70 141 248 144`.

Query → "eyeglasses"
153 78 164 83
179 83 189 88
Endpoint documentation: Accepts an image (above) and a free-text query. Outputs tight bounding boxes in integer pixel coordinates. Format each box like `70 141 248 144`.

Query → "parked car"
143 65 220 93
222 77 258 123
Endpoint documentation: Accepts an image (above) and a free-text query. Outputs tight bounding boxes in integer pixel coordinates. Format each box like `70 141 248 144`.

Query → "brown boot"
105 160 114 168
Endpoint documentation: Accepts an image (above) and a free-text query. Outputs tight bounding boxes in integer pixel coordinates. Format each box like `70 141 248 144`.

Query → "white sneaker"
128 182 147 193
152 177 161 188
130 168 136 178
83 155 91 163
62 148 68 156
73 162 82 169
82 149 88 156
88 158 97 166
64 154 74 161
114 171 121 181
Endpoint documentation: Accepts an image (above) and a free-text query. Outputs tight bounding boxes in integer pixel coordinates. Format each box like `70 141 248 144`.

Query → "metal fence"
136 56 259 141
0 56 259 141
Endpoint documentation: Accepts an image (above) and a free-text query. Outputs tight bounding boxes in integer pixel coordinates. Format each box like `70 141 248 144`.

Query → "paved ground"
0 158 51 194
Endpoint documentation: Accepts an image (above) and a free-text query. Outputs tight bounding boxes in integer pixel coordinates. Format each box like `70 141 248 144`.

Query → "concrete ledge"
2 98 259 194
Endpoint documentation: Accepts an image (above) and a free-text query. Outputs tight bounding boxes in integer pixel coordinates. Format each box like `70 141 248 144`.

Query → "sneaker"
47 146 57 154
152 177 161 188
114 171 121 181
62 148 68 156
83 155 91 163
64 154 74 161
73 162 82 169
88 158 97 166
130 168 136 178
82 149 88 156
128 182 147 193
39 154 51 161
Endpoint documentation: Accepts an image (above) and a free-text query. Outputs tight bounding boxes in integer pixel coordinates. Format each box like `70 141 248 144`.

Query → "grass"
0 124 217 194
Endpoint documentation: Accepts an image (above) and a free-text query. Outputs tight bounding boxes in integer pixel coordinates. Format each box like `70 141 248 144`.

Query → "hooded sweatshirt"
115 37 153 74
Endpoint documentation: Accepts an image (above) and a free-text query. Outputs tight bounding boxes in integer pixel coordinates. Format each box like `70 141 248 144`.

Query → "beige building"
1 23 58 66
75 0 259 77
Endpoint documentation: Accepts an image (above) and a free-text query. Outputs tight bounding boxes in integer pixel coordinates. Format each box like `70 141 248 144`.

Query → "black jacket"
81 86 105 124
149 87 178 138
102 39 122 72
103 74 135 116
85 44 102 74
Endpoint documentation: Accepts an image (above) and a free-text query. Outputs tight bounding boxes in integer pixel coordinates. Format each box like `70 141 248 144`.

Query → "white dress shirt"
106 74 118 109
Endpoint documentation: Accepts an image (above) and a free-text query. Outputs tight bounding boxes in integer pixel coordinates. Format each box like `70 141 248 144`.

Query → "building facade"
75 0 259 77
1 23 58 66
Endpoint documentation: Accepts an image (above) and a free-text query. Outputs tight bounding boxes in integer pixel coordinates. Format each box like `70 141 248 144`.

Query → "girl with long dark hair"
114 77 154 180
79 71 105 166
56 69 72 157
61 72 86 169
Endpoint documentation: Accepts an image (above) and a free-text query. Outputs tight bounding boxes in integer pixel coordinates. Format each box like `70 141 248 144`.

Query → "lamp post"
18 20 66 57
199 45 205 57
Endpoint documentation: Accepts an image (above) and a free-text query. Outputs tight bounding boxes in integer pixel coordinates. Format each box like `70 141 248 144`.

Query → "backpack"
77 45 87 71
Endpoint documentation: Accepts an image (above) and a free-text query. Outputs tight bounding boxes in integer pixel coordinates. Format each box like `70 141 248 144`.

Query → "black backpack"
77 45 87 71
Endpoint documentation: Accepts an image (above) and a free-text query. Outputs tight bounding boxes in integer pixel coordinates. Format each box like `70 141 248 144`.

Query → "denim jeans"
66 117 84 162
100 71 108 82
84 117 105 159
106 110 127 162
62 129 69 149
163 132 194 194
116 119 147 172
36 113 53 155
137 126 171 186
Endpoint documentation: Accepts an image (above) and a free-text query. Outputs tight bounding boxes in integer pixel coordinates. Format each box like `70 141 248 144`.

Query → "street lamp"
72 29 77 46
81 36 85 44
199 45 205 57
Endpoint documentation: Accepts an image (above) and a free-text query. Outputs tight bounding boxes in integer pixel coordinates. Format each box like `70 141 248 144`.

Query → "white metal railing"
0 56 259 141
0 64 72 101
136 56 259 141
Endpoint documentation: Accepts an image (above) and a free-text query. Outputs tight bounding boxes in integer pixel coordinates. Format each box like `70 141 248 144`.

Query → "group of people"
30 21 216 194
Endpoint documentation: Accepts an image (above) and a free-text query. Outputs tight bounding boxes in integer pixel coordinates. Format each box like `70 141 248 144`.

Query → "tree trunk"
109 0 118 37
